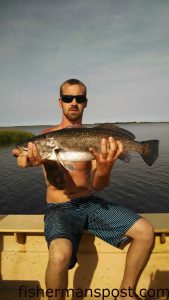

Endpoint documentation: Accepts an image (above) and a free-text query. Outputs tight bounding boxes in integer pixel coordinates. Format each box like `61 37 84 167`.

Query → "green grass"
0 130 35 147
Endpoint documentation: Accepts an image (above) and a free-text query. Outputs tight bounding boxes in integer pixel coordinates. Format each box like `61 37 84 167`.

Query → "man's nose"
72 97 77 105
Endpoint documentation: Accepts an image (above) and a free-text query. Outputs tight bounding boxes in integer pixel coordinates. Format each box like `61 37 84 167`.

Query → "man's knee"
48 238 73 269
127 218 154 244
141 219 155 245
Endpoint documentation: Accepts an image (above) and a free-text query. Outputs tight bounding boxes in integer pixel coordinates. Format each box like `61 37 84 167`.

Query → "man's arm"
90 137 124 191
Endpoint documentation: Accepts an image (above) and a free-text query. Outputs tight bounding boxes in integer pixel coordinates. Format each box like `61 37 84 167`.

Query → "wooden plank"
0 213 169 233
140 213 169 233
0 215 44 233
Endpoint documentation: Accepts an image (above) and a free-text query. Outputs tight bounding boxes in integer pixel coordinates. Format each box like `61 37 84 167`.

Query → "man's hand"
12 142 43 168
89 137 124 190
90 137 124 175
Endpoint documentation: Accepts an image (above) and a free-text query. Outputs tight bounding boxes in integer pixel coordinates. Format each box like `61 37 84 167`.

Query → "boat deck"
0 213 169 299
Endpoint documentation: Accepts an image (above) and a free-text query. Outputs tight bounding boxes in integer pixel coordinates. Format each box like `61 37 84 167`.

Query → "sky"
0 0 169 126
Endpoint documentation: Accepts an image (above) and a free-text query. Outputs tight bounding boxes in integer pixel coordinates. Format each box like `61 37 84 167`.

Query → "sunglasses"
61 95 87 104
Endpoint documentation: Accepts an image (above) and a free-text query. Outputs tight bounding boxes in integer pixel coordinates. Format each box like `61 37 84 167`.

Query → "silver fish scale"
47 127 135 141
46 128 135 153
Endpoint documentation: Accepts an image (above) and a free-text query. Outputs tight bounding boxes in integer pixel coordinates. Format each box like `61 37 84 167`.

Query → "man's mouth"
69 108 79 112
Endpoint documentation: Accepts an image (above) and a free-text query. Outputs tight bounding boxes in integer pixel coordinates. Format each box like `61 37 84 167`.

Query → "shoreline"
0 121 169 129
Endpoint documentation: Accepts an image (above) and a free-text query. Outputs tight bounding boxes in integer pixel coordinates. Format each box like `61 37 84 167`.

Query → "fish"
16 123 159 169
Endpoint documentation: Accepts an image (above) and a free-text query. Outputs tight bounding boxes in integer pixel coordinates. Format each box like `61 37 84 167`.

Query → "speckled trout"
17 123 159 167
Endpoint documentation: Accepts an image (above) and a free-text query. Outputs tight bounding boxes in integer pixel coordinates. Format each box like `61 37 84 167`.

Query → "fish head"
17 137 61 161
37 137 61 160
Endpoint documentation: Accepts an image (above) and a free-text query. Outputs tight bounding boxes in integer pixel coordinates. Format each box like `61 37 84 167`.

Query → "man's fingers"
27 142 35 165
100 138 108 159
89 138 124 163
32 144 42 163
12 143 42 167
27 142 41 166
17 151 29 168
89 147 98 159
109 137 118 152
12 149 20 157
107 137 123 161
101 138 107 152
117 140 124 154
107 137 117 160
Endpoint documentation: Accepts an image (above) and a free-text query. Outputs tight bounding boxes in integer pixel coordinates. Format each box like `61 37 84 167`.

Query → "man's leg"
118 218 154 299
45 238 73 300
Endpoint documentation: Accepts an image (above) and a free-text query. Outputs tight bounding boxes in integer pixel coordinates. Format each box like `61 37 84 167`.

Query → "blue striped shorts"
44 195 141 269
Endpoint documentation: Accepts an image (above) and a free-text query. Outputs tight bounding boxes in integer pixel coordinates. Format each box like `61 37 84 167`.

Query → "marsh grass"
0 130 35 146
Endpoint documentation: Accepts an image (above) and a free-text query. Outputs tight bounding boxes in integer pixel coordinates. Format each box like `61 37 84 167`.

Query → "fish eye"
45 138 56 147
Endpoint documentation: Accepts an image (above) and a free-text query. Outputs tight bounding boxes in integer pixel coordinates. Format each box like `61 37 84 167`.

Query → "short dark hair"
60 78 87 96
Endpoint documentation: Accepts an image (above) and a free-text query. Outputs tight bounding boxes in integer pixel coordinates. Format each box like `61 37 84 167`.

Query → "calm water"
0 123 169 214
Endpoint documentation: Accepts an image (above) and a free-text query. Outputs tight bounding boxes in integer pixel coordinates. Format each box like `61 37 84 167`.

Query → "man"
12 79 154 300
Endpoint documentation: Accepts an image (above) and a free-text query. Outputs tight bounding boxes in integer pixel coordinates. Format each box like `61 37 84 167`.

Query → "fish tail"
140 140 159 166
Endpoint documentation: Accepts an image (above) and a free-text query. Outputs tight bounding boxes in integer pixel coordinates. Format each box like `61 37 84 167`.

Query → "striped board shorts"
44 195 141 269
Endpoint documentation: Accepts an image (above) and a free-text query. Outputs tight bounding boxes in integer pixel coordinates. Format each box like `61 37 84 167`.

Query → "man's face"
59 84 87 122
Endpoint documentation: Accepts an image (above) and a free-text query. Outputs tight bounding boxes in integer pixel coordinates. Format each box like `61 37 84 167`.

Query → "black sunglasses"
61 95 87 104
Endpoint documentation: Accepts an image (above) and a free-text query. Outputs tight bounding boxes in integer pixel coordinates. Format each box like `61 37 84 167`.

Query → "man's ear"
58 98 62 108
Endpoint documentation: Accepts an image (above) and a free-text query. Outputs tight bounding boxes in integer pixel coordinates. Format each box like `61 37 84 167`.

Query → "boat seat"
0 213 169 244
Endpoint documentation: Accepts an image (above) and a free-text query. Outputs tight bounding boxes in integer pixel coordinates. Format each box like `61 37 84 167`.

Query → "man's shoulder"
40 125 60 135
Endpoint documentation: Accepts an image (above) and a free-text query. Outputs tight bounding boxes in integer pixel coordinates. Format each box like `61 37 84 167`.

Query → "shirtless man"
12 79 154 300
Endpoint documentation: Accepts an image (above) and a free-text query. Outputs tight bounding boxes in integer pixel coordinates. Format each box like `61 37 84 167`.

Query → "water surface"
0 123 169 214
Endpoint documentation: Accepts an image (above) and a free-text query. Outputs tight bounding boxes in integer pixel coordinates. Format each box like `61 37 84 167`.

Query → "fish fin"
57 153 77 172
140 140 159 166
95 123 119 129
43 161 66 189
119 151 131 163
60 161 77 172
95 123 136 140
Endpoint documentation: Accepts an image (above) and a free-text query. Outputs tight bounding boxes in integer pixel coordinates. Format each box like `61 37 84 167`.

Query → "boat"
0 213 169 299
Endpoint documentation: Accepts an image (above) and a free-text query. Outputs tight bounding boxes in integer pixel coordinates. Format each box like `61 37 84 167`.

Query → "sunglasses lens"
75 96 86 103
61 95 86 103
61 95 74 103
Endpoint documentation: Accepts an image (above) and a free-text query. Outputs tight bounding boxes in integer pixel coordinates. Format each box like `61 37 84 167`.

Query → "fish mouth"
18 146 28 152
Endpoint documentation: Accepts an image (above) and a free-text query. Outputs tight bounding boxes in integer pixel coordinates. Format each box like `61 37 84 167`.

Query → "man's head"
59 79 87 123
60 78 87 97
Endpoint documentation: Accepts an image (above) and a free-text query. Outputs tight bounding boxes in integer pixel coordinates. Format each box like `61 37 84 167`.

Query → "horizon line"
1 121 169 128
